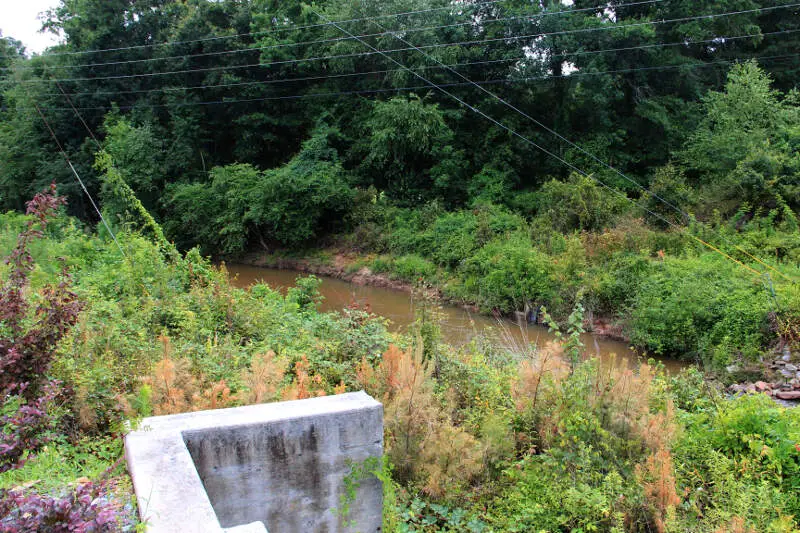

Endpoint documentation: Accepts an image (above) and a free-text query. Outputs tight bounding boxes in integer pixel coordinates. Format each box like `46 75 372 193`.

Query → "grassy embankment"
1 200 799 531
246 198 800 375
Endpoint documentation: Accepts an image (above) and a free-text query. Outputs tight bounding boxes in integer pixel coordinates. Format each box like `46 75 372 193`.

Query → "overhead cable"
21 53 800 114
32 103 125 257
15 3 799 84
34 0 658 59
7 0 666 71
311 6 773 280
374 12 796 282
38 28 799 100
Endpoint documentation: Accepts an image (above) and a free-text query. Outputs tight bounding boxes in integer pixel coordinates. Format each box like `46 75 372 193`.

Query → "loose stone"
774 391 800 401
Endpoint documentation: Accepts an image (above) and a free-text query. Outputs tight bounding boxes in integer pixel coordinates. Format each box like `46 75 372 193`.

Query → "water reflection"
227 264 687 373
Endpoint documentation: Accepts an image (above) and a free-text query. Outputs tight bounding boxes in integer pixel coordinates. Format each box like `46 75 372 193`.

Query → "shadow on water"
227 264 688 374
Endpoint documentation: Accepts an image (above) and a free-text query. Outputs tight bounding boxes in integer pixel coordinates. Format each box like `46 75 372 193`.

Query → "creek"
228 264 687 373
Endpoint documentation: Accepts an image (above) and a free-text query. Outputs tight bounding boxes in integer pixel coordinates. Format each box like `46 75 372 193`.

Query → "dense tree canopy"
0 0 797 249
1 5 800 531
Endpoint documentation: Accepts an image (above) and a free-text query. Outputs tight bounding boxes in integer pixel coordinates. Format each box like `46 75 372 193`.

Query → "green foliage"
592 252 654 315
390 255 437 282
460 235 558 313
95 150 178 260
533 173 630 232
2 204 800 531
682 61 800 216
0 210 393 436
541 303 586 372
166 163 255 255
101 115 166 213
166 128 354 254
286 275 323 310
674 394 800 529
3 4 800 530
491 457 630 532
628 255 772 364
360 96 462 204
395 497 489 533
467 165 515 205
0 437 123 492
248 128 355 246
644 164 698 228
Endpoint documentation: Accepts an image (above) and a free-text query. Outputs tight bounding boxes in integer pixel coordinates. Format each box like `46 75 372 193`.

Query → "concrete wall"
125 392 383 533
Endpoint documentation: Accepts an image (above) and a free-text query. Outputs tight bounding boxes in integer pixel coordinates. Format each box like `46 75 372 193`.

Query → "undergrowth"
1 189 798 532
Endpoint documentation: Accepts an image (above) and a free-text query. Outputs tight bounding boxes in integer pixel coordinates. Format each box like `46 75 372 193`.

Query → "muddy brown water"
228 264 687 373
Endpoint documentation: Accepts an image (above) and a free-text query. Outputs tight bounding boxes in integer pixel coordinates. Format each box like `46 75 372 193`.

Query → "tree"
682 61 800 216
361 96 460 204
101 115 166 214
166 127 354 254
247 127 355 247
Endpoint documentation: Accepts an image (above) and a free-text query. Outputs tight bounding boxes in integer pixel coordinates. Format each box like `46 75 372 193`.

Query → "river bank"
230 253 694 374
235 250 797 398
239 249 627 340
241 250 422 294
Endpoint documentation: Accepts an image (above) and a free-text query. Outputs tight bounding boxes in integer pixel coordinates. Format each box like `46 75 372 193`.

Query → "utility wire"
374 10 796 283
34 0 657 59
45 66 102 147
22 53 800 113
23 38 793 279
16 3 799 84
38 28 799 100
32 103 125 258
7 0 666 72
312 6 768 280
46 65 182 262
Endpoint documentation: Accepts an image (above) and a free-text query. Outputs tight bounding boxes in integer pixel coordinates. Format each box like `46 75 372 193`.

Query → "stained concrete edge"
125 392 383 533
223 523 268 533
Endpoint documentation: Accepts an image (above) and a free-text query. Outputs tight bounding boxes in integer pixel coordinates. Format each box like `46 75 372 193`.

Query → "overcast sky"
0 0 61 54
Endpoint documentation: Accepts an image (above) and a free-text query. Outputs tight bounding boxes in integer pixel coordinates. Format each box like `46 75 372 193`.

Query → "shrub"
674 394 800 530
644 164 697 228
532 173 630 232
627 255 772 364
459 235 558 313
0 476 135 532
0 186 80 472
369 256 391 274
0 186 83 395
357 345 484 501
490 456 631 532
391 255 436 282
287 275 324 310
166 128 355 254
0 382 61 474
592 252 653 314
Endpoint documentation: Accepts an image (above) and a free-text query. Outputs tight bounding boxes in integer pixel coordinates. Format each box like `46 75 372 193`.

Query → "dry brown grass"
358 343 484 499
282 355 326 400
238 350 285 404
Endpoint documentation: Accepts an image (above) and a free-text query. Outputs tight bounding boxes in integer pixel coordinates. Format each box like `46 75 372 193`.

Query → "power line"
50 72 182 262
7 0 667 72
15 3 799 84
34 0 663 60
310 5 768 280
37 28 799 100
17 22 800 283
32 103 125 258
374 11 796 283
20 53 800 113
21 38 794 281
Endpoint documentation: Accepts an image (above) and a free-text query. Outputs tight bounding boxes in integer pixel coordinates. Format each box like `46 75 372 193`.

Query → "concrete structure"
125 392 383 533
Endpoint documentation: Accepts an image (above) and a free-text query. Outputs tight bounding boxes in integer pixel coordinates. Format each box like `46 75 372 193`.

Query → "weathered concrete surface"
125 392 383 533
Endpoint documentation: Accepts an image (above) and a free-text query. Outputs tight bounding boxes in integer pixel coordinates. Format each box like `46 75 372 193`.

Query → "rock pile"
728 356 800 402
